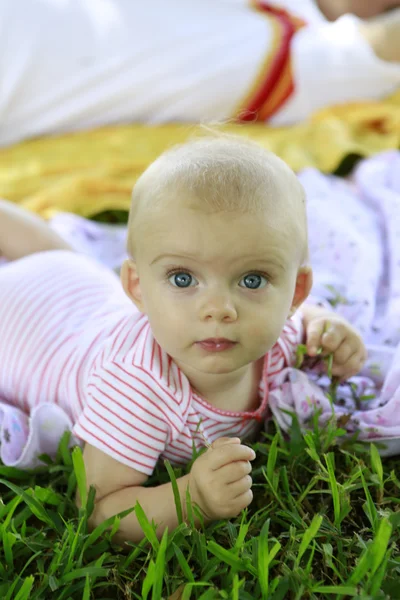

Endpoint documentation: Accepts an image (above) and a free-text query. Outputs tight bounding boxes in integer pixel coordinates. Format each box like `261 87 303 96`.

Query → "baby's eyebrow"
150 252 198 265
151 253 286 271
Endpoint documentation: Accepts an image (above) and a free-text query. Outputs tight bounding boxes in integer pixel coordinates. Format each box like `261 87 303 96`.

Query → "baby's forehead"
139 201 301 268
140 170 301 222
128 137 308 262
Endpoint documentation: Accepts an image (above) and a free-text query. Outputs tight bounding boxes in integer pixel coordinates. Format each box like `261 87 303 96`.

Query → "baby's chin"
172 349 260 376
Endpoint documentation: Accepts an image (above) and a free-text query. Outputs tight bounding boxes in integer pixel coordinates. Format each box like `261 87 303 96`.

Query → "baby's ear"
288 266 313 316
120 259 145 312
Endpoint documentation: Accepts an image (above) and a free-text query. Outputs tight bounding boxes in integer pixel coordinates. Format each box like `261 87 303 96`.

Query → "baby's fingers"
331 340 354 366
227 475 253 499
331 352 366 380
211 437 241 450
306 319 329 356
320 326 345 354
208 442 256 471
332 341 367 377
217 460 253 485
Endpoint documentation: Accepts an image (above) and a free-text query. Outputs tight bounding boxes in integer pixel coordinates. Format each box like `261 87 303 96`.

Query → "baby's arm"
0 198 72 260
81 443 197 545
80 439 255 545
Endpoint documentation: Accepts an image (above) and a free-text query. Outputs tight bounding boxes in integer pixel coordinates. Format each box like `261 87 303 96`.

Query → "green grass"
1 414 400 600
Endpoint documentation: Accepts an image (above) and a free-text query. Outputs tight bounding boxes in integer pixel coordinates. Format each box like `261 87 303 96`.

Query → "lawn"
1 407 400 600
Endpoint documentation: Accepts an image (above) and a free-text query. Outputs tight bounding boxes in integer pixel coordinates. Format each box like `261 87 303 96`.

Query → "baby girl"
0 136 366 544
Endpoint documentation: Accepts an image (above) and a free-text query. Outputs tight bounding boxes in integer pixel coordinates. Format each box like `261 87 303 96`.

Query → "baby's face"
132 201 305 377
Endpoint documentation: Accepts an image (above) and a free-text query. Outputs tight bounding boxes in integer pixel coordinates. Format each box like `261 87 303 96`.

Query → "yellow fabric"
0 91 399 219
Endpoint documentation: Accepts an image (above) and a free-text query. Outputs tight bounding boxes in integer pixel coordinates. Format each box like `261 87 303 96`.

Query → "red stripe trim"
240 2 305 122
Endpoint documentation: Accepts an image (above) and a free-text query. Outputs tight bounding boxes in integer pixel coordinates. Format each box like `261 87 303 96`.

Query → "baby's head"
122 135 312 378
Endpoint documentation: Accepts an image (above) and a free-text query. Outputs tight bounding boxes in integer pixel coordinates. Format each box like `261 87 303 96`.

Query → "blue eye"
168 272 196 288
239 273 268 289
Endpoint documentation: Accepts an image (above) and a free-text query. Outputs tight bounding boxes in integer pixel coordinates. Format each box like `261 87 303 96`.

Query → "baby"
0 136 366 544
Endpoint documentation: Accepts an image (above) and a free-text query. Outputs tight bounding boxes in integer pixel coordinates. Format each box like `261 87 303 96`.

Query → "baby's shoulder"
92 317 189 409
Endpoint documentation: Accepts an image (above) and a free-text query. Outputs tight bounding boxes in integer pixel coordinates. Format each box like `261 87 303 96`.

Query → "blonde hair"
127 134 309 264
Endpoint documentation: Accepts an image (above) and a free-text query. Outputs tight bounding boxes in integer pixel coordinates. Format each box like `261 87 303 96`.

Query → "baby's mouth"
196 338 237 352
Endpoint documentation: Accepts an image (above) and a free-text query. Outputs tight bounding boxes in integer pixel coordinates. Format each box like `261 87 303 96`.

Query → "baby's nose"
199 293 237 322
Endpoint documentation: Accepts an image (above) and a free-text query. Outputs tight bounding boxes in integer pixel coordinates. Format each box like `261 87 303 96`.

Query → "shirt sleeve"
72 358 183 475
266 310 304 378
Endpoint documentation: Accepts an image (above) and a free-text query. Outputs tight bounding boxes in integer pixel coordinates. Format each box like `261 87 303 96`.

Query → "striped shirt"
0 251 304 475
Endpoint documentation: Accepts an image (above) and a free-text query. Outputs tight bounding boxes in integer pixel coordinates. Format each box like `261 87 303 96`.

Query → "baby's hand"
188 437 256 521
306 315 367 380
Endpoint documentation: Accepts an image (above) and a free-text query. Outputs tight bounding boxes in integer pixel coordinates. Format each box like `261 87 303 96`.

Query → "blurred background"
0 0 398 226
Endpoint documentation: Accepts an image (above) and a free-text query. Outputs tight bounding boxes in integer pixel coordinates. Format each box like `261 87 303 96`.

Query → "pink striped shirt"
0 251 304 475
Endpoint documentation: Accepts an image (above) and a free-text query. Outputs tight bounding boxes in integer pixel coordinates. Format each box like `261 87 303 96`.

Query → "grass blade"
173 543 195 582
152 527 168 599
72 446 87 509
258 520 270 598
324 453 341 529
82 574 91 600
0 479 60 532
370 443 384 503
360 469 378 533
312 585 358 596
295 514 323 566
13 577 35 600
348 517 392 585
165 460 183 524
135 501 160 550
266 433 279 481
207 540 256 576
142 560 156 600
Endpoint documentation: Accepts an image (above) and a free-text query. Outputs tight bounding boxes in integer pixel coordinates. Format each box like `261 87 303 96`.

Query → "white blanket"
0 0 399 145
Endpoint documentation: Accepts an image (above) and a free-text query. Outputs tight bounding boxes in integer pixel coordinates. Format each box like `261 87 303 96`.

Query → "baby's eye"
168 271 198 288
239 273 268 290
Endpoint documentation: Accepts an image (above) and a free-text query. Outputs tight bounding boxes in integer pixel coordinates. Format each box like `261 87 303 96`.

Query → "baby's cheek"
248 310 286 349
247 319 276 348
143 298 174 340
149 319 182 356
